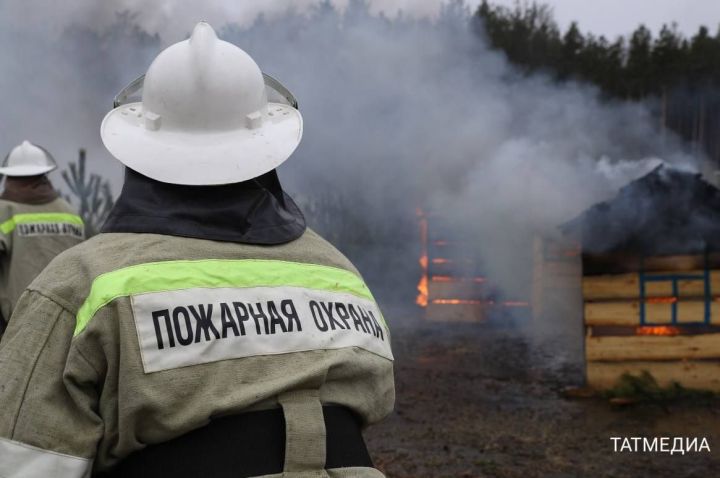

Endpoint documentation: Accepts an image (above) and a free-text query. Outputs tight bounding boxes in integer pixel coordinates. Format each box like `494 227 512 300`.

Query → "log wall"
532 236 582 322
583 255 720 392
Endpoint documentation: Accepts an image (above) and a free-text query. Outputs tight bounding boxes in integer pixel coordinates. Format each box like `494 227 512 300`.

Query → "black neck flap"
102 168 306 245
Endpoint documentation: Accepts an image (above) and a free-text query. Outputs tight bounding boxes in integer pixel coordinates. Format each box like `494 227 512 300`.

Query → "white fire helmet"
0 140 58 177
101 22 303 186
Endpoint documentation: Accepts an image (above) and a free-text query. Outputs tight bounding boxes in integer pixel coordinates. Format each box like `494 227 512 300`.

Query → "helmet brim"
0 164 56 176
100 102 302 185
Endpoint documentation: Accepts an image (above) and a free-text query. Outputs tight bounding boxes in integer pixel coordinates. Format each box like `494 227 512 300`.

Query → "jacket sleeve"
0 290 101 478
0 208 12 254
0 231 8 253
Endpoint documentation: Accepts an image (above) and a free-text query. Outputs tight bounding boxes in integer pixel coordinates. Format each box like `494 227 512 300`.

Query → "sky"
7 0 720 41
343 0 720 39
480 0 720 39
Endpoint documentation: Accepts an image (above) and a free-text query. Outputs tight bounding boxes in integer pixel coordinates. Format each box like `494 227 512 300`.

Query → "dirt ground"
365 320 720 478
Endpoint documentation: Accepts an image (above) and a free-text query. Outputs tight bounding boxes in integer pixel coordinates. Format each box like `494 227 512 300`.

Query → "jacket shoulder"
295 228 361 275
27 230 362 313
0 197 79 219
50 197 81 215
25 234 111 312
0 200 18 222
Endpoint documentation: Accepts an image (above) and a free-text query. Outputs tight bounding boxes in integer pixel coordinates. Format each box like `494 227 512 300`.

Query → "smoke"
0 0 702 317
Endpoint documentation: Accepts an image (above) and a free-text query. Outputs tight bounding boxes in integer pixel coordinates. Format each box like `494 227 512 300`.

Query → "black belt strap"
94 406 372 478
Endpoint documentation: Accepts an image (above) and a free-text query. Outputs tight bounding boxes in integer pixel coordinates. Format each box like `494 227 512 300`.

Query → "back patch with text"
131 286 393 373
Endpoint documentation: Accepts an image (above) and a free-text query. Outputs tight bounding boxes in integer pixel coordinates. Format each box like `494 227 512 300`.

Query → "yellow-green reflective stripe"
0 213 84 234
74 259 385 336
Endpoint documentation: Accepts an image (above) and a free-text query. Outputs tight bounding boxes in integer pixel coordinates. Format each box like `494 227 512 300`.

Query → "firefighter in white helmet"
0 22 394 478
0 141 84 335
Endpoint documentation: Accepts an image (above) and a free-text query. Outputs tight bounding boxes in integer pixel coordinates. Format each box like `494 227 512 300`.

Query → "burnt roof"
561 165 720 256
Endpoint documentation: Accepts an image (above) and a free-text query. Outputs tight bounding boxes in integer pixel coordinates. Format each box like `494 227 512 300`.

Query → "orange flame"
432 299 484 305
431 275 485 283
635 326 681 336
431 275 454 282
646 297 678 304
416 209 428 307
416 276 428 307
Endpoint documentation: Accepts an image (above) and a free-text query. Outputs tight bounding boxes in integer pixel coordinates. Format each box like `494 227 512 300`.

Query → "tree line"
475 1 720 163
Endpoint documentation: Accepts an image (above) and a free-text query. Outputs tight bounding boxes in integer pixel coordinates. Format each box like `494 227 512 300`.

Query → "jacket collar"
102 168 306 245
0 175 59 204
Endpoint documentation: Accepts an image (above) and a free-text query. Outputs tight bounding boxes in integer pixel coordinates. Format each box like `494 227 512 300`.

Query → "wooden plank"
583 253 720 276
428 281 483 301
428 263 475 277
586 360 720 392
585 301 673 325
426 303 484 322
584 300 720 326
583 270 720 300
586 333 720 361
643 255 718 271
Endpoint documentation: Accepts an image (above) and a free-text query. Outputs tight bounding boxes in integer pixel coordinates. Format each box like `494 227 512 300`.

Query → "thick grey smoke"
0 0 701 314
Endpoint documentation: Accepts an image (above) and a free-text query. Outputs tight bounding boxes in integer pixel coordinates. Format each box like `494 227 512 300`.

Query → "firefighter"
0 22 394 478
0 141 84 335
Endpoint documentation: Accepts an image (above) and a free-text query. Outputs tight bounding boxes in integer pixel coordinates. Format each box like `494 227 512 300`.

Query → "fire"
416 208 428 307
430 299 530 307
415 207 530 316
635 325 681 336
416 276 428 307
431 258 474 265
432 299 484 305
646 297 677 304
431 275 453 282
431 275 485 283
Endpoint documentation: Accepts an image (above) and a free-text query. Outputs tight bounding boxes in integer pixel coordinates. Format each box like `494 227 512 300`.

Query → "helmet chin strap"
113 75 144 108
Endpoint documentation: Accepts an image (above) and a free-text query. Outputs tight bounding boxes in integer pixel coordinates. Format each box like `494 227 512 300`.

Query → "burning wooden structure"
416 209 530 322
564 166 720 391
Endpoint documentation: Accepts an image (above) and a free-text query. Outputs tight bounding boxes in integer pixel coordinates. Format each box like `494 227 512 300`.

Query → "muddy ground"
365 320 720 478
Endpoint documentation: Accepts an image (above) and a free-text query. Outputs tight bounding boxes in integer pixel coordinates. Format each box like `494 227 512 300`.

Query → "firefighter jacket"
0 193 84 329
0 169 395 478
